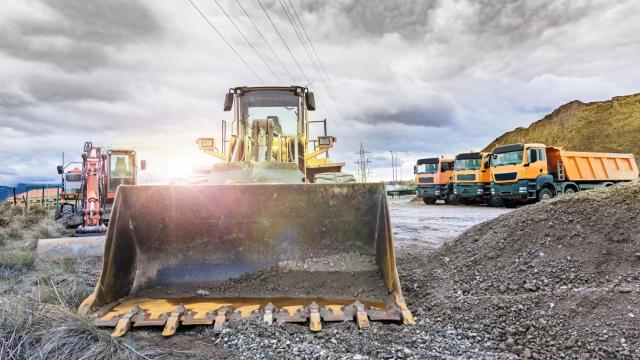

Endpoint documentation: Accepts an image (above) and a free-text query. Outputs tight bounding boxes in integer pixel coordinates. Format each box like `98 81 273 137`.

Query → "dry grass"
0 204 161 359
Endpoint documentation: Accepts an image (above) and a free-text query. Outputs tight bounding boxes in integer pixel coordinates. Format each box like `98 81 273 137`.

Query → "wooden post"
12 187 16 205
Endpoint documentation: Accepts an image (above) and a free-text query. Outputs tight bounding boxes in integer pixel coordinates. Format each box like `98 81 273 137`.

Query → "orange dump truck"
490 143 638 207
414 157 455 204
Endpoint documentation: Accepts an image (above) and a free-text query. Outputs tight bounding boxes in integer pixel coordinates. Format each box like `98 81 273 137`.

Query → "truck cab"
489 143 553 207
452 152 492 205
414 157 455 204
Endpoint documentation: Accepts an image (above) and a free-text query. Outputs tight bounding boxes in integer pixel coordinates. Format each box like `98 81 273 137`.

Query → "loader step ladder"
557 160 565 181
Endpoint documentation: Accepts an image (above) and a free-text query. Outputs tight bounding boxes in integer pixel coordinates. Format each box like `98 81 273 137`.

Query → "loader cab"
202 86 342 184
107 150 137 197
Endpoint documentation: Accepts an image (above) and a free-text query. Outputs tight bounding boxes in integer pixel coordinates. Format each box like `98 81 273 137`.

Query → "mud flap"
80 183 413 334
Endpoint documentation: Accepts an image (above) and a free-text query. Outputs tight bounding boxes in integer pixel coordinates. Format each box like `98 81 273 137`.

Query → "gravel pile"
201 183 639 359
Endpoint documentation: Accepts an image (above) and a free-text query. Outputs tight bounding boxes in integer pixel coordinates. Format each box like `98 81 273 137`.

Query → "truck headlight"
477 189 484 195
518 186 527 193
435 190 440 195
453 189 458 194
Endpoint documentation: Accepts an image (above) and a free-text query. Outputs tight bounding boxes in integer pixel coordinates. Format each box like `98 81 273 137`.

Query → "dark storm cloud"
352 102 456 128
24 75 126 103
0 0 162 71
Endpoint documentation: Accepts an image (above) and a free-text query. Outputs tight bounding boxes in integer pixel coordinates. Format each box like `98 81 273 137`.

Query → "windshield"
492 150 523 167
454 158 481 171
241 90 300 136
416 164 438 174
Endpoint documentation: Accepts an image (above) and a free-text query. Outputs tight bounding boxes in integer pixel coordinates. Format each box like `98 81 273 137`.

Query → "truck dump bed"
546 147 639 182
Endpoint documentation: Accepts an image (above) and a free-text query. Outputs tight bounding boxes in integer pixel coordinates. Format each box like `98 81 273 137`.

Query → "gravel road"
389 198 512 250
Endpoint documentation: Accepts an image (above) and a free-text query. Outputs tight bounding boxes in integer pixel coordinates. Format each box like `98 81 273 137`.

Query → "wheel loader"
79 86 413 336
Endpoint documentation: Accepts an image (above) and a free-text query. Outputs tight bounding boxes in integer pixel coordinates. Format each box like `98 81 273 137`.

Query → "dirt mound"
408 182 640 358
484 93 640 167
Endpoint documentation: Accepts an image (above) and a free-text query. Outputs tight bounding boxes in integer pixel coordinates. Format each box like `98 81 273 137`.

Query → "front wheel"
444 193 459 205
422 198 437 205
537 188 554 202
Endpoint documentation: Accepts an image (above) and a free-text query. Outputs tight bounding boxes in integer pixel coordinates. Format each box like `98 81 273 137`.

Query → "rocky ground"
2 184 639 359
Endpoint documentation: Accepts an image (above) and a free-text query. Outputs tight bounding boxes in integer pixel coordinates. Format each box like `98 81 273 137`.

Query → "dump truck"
79 86 413 336
490 143 639 207
55 142 144 233
452 152 497 205
414 157 455 204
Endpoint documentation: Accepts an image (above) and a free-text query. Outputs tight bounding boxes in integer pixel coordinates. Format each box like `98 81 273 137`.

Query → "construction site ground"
1 185 639 359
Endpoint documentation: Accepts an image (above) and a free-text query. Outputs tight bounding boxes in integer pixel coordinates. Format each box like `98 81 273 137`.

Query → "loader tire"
314 172 356 184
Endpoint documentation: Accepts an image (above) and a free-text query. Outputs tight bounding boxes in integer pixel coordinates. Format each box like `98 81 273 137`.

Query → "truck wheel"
485 198 503 207
313 172 355 184
444 193 459 205
537 188 554 202
564 187 576 195
423 198 437 205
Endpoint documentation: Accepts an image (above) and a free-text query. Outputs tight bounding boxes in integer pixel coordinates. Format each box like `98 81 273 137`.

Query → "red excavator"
55 141 145 234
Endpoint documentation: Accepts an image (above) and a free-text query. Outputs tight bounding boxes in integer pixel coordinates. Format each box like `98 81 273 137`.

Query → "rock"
523 282 537 291
565 336 577 348
523 348 532 358
505 337 515 349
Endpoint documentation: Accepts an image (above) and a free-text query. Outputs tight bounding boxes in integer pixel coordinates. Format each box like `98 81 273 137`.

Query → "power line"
233 0 296 82
186 0 264 84
256 0 310 83
272 0 349 139
287 0 352 120
212 0 282 83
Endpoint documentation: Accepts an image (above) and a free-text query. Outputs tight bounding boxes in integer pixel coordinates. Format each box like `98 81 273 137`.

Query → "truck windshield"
241 90 300 136
454 159 481 171
416 164 438 174
492 151 524 167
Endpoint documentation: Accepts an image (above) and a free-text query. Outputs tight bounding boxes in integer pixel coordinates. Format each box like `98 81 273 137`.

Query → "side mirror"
223 93 233 111
140 160 147 170
57 165 64 175
413 165 417 174
305 92 316 111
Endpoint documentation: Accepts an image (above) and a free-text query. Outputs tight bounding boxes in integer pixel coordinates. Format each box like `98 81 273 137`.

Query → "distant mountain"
484 93 640 166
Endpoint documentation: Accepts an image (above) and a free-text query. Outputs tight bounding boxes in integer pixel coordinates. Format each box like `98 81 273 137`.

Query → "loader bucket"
79 184 413 335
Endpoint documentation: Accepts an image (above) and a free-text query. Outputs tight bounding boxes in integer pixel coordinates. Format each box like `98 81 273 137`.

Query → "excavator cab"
80 86 413 336
107 150 137 196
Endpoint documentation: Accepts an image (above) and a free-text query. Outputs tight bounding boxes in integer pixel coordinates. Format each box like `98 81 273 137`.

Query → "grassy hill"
483 93 640 166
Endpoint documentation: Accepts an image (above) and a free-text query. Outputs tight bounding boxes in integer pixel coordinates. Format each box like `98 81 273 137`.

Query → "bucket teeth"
213 308 228 333
112 305 140 337
394 293 415 325
308 302 322 332
162 304 185 337
263 303 274 325
354 301 370 329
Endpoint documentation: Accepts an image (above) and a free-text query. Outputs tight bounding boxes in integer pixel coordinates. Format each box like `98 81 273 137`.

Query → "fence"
2 186 63 208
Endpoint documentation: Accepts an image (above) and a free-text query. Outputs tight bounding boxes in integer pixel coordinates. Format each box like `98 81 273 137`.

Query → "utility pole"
390 151 396 189
354 141 371 183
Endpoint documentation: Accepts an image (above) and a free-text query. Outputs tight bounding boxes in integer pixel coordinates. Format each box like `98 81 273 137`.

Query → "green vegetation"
484 93 640 167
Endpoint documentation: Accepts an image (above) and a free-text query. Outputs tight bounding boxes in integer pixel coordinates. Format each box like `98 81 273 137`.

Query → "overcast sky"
1 0 639 185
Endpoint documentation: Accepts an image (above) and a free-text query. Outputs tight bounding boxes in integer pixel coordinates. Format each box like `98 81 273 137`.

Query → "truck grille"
418 177 434 184
457 174 476 181
494 172 517 181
